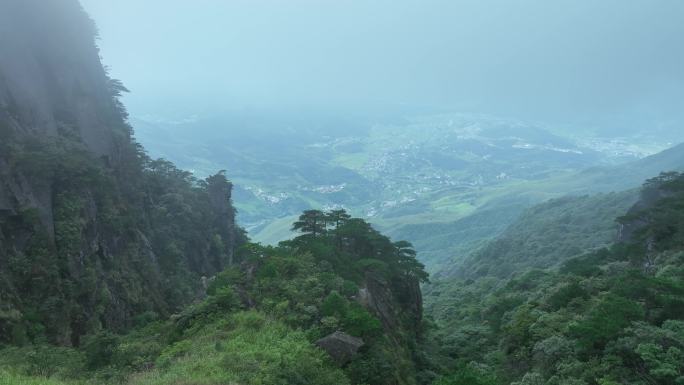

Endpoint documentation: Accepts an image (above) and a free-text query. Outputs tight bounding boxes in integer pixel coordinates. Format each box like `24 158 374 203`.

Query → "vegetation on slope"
0 132 246 346
0 1 246 346
1 210 434 385
442 190 639 279
0 371 76 385
425 172 684 385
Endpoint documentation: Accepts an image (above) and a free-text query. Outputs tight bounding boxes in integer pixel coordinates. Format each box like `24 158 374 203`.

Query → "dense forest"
426 172 684 384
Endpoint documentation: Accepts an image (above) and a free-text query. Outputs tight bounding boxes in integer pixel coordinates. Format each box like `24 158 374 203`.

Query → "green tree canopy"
292 209 328 237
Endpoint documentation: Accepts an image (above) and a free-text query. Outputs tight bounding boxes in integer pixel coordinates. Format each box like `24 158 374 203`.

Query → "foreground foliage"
1 210 432 385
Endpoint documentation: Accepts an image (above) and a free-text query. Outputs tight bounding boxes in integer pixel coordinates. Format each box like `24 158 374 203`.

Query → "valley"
132 111 684 271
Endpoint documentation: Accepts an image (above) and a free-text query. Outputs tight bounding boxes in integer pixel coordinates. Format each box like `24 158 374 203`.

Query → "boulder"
315 331 364 366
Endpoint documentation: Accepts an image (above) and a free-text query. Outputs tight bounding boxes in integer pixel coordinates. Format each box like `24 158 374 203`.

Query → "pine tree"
292 210 327 237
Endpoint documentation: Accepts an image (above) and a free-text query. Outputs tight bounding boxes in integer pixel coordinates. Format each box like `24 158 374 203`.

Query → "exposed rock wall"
356 273 424 385
207 172 238 265
358 274 423 333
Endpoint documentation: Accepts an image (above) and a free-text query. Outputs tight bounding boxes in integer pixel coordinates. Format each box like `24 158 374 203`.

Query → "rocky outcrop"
357 273 423 332
403 277 424 328
315 331 365 366
355 273 424 385
207 172 237 265
358 275 400 330
0 0 125 266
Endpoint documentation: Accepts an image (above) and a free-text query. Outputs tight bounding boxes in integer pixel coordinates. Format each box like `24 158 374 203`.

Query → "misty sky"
81 0 684 131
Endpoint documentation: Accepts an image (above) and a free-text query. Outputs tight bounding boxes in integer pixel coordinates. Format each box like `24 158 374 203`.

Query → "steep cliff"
0 0 244 346
0 0 125 239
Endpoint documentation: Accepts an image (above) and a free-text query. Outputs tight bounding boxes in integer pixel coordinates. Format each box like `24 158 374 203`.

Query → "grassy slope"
250 214 299 245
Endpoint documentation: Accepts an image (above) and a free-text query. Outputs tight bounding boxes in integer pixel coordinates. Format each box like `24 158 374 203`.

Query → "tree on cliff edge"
292 209 328 237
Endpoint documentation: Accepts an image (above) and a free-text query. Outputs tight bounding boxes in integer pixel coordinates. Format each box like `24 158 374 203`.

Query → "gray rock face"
357 275 399 330
315 331 365 366
207 173 237 265
357 273 423 332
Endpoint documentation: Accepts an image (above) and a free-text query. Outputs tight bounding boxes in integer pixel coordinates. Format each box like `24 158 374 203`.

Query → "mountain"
2 2 683 385
0 2 431 384
0 0 244 346
540 141 684 195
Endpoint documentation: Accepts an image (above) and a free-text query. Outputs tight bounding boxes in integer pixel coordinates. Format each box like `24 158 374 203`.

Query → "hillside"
1 210 433 385
439 190 639 279
424 172 684 384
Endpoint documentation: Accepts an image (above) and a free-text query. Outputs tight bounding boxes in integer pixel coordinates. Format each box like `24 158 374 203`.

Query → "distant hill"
391 141 684 272
440 190 639 279
541 141 684 195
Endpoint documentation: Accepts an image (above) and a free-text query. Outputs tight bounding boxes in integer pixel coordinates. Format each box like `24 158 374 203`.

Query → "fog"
81 0 684 134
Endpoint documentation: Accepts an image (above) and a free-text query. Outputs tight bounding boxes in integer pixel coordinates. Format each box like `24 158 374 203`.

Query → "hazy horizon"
81 0 684 136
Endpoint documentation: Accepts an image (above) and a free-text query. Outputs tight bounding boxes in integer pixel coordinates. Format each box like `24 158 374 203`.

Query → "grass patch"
0 371 76 385
128 311 348 385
